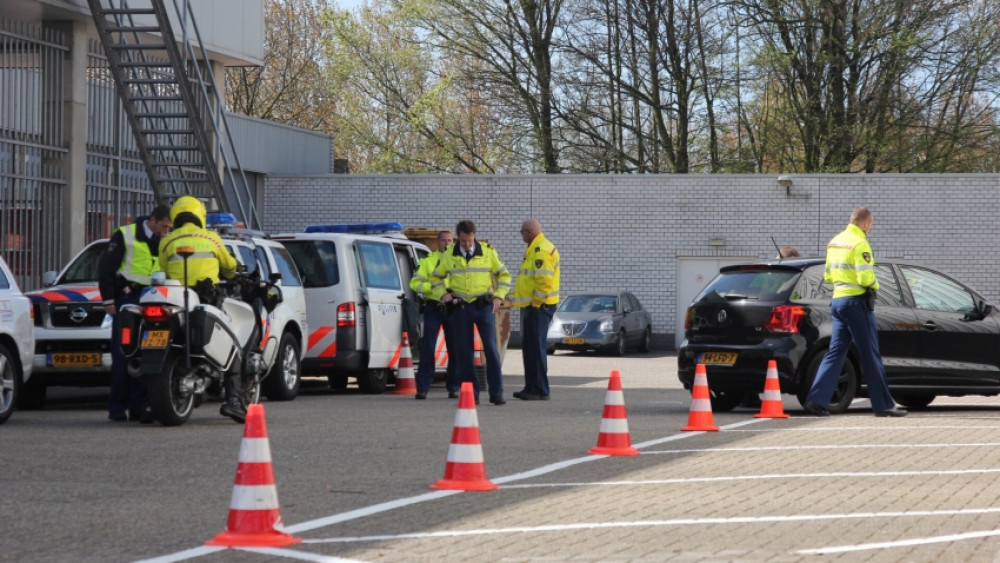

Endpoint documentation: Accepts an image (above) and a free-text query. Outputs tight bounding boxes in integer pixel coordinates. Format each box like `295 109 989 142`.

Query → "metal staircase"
87 0 261 230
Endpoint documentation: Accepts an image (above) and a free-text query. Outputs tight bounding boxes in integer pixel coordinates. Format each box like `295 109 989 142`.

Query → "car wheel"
546 347 555 355
709 389 742 413
612 330 627 357
797 350 857 414
357 368 387 394
0 344 20 424
17 378 46 410
262 332 301 401
328 374 349 390
638 326 652 353
894 392 935 410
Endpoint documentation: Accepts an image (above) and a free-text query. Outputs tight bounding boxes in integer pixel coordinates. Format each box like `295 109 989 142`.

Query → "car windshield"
559 295 617 313
695 270 799 302
58 242 108 284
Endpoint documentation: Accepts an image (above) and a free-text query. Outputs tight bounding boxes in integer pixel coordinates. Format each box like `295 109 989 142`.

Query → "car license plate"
141 330 170 349
49 352 101 367
562 337 585 345
699 352 738 366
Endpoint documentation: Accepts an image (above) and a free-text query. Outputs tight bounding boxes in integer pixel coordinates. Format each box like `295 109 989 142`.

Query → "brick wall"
262 173 1000 349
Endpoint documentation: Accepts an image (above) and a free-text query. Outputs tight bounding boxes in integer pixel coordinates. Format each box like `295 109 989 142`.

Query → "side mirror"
269 272 283 284
41 270 57 286
980 300 994 318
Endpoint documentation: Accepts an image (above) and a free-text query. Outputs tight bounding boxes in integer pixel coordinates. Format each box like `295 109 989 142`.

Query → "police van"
274 223 436 393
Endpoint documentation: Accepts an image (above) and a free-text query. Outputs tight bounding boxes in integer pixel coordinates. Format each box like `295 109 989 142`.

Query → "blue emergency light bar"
304 222 404 234
206 212 238 229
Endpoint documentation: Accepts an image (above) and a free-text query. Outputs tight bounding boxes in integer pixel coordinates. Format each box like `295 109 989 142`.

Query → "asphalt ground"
5 350 1000 562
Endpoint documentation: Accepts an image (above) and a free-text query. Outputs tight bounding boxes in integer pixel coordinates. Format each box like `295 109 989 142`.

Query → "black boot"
219 373 247 424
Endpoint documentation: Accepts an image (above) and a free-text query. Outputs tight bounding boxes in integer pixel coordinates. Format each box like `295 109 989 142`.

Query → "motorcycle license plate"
562 337 585 345
49 352 101 367
699 352 738 366
141 330 170 349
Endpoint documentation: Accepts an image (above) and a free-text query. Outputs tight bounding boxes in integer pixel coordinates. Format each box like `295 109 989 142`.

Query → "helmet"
170 195 206 226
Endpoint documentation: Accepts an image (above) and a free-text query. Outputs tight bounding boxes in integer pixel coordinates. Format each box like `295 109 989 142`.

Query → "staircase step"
122 78 177 85
118 61 174 68
98 9 156 15
110 44 167 50
139 129 195 135
146 146 201 151
104 26 161 33
134 112 190 118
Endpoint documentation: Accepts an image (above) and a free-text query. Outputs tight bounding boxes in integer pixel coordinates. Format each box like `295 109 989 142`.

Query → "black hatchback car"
677 258 999 413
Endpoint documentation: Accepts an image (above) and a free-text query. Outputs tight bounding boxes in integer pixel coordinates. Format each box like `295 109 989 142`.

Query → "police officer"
410 230 460 400
511 218 560 400
98 204 172 423
158 196 242 422
430 220 511 405
803 206 907 417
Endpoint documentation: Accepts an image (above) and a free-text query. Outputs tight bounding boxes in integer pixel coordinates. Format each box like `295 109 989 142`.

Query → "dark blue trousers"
415 303 459 393
520 304 555 396
806 295 896 412
454 302 503 400
108 291 148 416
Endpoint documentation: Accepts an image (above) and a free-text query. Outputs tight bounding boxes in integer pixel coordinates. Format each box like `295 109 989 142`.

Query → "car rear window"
281 240 339 288
696 269 799 302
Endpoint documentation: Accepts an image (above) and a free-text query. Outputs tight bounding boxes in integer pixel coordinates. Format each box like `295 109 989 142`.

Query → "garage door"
675 257 747 349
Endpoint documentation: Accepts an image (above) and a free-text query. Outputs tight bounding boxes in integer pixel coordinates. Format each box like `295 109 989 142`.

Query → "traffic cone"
430 382 498 491
207 404 301 547
588 370 639 456
755 360 789 418
393 332 417 395
681 363 720 432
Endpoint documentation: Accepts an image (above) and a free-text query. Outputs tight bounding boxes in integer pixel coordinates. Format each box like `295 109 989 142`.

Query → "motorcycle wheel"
146 355 196 427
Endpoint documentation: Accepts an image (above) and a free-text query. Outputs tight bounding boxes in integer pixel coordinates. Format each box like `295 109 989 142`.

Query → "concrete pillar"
49 20 88 264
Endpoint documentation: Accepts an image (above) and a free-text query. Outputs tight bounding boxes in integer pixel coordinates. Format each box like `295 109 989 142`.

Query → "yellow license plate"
50 352 101 367
141 330 170 348
562 337 585 345
700 352 738 366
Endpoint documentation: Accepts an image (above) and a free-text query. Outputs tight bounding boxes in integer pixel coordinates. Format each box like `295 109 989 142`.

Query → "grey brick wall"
262 173 1000 349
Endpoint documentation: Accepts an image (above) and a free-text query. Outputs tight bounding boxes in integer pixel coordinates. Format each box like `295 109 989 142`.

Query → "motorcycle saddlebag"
190 307 238 371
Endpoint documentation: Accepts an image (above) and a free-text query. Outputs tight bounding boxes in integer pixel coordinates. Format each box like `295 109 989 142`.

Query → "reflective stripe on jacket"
158 224 237 286
429 241 511 302
512 233 560 308
410 250 442 298
116 223 157 285
824 223 880 298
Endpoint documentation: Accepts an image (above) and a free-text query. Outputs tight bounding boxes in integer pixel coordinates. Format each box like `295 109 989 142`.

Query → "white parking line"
300 507 1000 544
798 528 1000 555
641 442 1000 454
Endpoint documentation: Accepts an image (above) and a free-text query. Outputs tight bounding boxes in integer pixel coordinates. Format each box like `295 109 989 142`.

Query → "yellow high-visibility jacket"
825 223 880 298
410 250 444 299
430 242 511 302
158 223 237 286
512 233 560 308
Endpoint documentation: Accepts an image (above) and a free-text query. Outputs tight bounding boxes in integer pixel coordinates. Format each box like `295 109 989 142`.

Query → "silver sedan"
546 291 653 356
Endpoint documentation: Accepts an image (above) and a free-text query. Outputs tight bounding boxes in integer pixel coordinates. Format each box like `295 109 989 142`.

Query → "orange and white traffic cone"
681 363 720 432
755 360 789 419
393 332 417 395
588 370 639 456
206 404 301 548
430 382 497 491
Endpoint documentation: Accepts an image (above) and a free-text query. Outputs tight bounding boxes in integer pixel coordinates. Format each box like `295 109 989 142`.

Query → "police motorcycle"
118 227 283 426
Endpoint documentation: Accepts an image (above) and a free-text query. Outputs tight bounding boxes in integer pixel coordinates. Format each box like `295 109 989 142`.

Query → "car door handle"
922 321 938 331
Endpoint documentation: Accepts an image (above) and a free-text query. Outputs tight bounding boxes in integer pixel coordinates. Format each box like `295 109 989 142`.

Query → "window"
254 247 272 279
357 241 400 290
232 245 257 275
59 242 108 283
700 269 799 302
269 246 301 287
873 265 904 307
900 266 975 314
281 241 339 288
0 263 9 290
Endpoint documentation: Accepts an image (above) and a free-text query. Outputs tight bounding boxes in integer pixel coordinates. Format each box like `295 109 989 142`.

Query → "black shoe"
219 403 247 424
448 391 459 399
517 393 549 401
108 411 127 422
134 408 155 424
875 408 908 417
490 396 506 405
803 401 830 417
512 391 526 399
415 391 427 400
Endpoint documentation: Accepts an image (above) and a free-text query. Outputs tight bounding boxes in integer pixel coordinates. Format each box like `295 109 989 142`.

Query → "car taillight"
684 306 692 332
337 302 356 328
765 305 805 334
142 305 170 323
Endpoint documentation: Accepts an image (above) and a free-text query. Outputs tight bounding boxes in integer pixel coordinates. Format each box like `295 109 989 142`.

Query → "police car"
274 223 434 393
0 254 34 423
22 214 308 408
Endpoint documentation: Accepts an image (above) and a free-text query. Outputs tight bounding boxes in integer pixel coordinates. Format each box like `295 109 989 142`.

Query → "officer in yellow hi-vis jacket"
409 230 459 400
430 220 511 405
511 218 560 400
803 206 906 418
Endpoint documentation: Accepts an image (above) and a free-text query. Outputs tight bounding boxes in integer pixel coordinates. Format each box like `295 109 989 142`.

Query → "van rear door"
355 240 404 368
